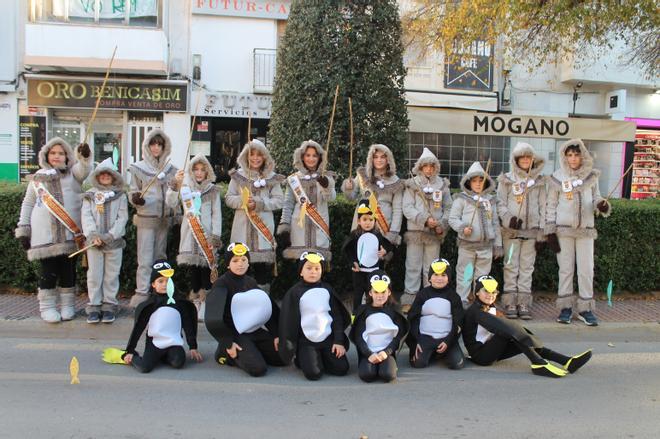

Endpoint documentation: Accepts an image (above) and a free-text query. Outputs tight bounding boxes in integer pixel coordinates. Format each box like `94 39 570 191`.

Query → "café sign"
27 77 188 112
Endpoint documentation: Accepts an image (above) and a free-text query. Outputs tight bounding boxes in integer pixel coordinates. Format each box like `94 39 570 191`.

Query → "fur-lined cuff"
340 178 357 197
86 232 101 243
277 223 290 235
15 225 31 239
100 233 114 244
413 213 428 228
577 298 596 313
385 232 402 246
493 246 504 259
211 234 223 247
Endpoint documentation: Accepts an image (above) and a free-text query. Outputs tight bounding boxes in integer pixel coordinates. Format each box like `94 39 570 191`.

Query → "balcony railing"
253 48 276 94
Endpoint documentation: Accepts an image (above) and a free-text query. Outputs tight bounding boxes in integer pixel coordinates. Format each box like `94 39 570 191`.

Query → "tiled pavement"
1 292 658 323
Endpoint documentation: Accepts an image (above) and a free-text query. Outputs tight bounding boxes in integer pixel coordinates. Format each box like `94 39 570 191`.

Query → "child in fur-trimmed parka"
401 147 452 309
496 142 546 320
449 161 503 306
128 129 179 308
341 143 404 246
81 158 128 324
277 140 336 261
166 153 222 315
225 139 284 292
545 139 611 327
15 137 93 323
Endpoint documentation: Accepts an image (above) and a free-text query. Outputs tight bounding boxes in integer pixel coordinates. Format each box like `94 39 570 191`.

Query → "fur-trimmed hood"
185 153 216 192
141 128 172 169
365 144 397 178
90 158 124 191
293 140 326 174
38 137 77 171
508 142 545 180
558 138 594 179
411 147 440 176
236 139 276 177
460 161 495 196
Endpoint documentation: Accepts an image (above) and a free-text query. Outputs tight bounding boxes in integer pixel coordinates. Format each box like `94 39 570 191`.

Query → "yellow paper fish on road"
70 356 80 384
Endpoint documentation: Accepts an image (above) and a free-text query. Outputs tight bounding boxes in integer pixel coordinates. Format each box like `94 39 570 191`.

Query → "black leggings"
410 341 465 370
358 355 398 383
470 334 570 366
251 263 273 285
131 337 186 373
297 343 350 381
351 271 371 312
189 265 211 291
218 331 285 377
39 255 76 289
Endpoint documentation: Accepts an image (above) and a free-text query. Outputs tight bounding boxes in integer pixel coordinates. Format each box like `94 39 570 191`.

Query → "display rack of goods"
631 134 659 200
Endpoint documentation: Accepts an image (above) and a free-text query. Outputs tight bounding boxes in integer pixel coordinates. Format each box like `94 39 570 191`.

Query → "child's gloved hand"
18 236 30 251
77 143 91 158
597 200 610 213
131 193 146 206
317 175 329 188
509 216 523 229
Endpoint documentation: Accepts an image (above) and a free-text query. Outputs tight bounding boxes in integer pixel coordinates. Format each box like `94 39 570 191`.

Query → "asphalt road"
0 320 658 439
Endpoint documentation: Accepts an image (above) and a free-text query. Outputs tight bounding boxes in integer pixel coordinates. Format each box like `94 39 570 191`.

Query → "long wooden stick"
323 85 340 173
468 158 492 228
83 46 117 146
606 163 634 200
183 83 204 171
247 113 252 143
348 97 354 179
68 243 97 259
139 158 171 197
515 157 536 220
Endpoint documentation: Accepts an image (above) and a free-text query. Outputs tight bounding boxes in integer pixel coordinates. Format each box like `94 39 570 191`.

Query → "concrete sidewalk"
2 291 659 323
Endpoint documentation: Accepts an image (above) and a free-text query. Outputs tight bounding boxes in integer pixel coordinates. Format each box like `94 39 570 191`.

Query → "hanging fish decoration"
166 278 176 304
506 243 515 265
463 262 474 288
192 193 202 216
112 146 119 170
607 280 613 307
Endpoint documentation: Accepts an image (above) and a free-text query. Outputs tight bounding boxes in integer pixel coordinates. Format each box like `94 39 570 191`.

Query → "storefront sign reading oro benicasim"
27 78 188 112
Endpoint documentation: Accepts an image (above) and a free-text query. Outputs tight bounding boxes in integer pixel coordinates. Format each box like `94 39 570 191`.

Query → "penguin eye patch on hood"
430 258 450 275
299 251 325 264
369 274 391 293
227 242 250 256
477 275 498 294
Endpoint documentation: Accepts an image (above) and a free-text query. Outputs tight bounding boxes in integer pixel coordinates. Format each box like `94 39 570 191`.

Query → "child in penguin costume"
462 275 592 378
349 271 409 383
406 259 465 370
204 243 285 377
342 200 394 313
278 251 351 381
81 157 129 324
449 161 503 307
120 260 202 373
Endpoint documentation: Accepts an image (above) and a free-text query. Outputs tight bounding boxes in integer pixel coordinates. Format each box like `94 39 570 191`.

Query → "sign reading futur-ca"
193 0 290 19
27 78 188 112
445 41 493 92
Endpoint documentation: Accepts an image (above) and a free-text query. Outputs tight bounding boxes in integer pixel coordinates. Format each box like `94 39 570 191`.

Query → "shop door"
211 120 243 182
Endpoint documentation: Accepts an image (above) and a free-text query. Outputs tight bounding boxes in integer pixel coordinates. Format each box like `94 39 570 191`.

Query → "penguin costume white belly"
363 312 399 352
147 306 184 349
231 288 272 334
419 297 453 339
476 307 497 343
299 288 333 343
356 232 380 271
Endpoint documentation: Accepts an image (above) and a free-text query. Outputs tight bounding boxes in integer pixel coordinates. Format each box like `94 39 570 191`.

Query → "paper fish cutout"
192 193 202 215
463 262 474 288
166 278 176 304
112 146 119 170
102 347 127 365
506 243 515 265
70 356 80 384
607 280 613 307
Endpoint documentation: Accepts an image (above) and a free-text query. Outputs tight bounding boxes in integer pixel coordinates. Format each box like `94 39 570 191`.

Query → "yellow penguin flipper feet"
564 349 593 374
69 356 80 384
102 347 128 365
531 362 568 378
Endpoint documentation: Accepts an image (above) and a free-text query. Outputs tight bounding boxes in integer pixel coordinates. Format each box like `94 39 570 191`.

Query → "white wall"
0 0 18 86
190 15 278 92
163 112 192 169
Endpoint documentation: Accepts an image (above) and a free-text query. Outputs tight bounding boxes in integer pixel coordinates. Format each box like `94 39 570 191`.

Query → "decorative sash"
287 174 331 239
33 180 85 249
181 187 218 283
241 186 276 249
357 173 390 234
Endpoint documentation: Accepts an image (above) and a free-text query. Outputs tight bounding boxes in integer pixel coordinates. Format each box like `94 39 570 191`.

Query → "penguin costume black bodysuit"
122 260 198 373
349 271 408 383
279 251 351 381
462 275 592 378
342 200 394 312
406 259 465 369
205 243 284 377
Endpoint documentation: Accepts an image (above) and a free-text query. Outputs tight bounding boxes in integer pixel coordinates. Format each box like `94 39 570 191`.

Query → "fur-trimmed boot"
37 288 61 323
59 287 77 321
129 293 149 309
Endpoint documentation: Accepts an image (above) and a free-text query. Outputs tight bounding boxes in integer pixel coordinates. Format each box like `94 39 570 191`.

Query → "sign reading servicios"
27 78 188 112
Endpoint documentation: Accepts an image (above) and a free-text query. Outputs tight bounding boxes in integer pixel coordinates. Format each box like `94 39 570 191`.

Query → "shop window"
29 0 160 27
407 131 511 187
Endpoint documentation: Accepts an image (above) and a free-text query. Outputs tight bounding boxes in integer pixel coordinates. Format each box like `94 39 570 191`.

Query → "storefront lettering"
473 115 569 137
194 0 290 19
